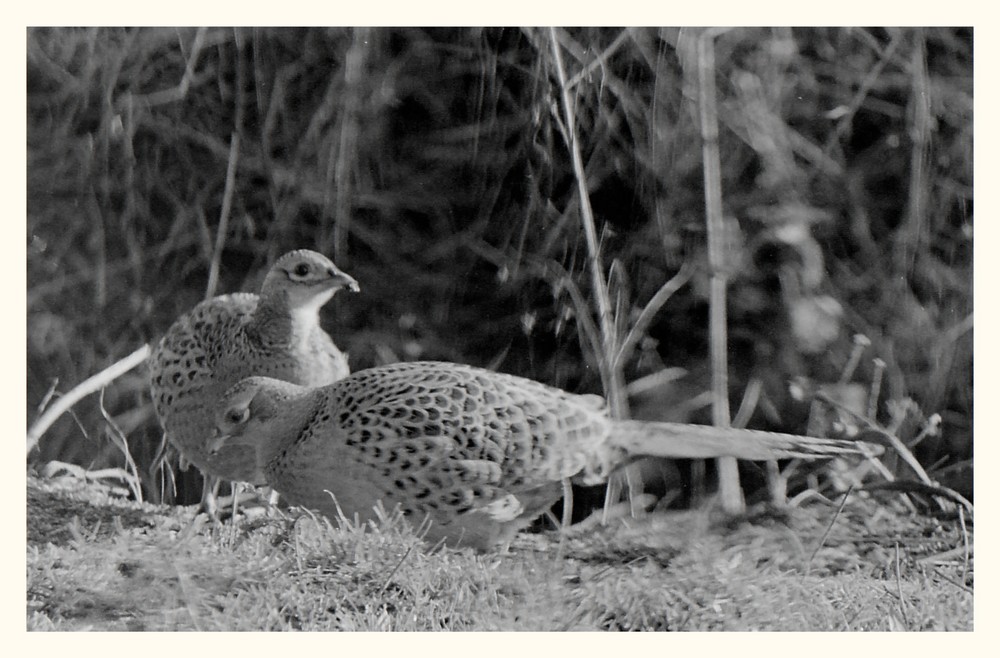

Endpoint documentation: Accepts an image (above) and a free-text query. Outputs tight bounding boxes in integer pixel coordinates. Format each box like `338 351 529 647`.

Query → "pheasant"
149 249 359 494
208 361 882 550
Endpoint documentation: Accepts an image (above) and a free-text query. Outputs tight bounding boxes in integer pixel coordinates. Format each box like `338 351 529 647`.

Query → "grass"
27 471 972 632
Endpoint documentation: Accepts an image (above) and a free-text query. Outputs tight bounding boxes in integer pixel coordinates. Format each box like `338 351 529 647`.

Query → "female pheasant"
209 361 881 550
149 249 359 490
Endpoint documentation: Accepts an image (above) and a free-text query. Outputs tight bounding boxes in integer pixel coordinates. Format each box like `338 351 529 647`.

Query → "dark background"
26 27 973 505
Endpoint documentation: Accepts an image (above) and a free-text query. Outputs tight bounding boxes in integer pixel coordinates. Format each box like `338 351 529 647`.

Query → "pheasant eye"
292 263 311 278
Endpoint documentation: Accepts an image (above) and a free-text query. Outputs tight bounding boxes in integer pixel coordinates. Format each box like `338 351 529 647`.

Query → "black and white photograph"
25 24 974 632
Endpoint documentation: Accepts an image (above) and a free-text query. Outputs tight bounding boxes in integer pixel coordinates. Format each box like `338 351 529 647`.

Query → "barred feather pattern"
213 361 881 549
149 250 356 483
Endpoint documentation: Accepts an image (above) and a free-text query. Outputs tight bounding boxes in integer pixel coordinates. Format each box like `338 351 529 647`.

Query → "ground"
26 470 972 631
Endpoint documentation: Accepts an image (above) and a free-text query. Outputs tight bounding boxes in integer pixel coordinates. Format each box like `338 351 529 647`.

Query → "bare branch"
615 263 693 369
206 133 241 300
27 344 152 455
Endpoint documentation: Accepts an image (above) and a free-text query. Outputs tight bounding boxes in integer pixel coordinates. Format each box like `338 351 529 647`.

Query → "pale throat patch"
288 291 333 348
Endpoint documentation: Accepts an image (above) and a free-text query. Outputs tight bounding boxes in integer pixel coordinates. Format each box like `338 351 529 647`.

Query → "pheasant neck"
257 388 324 468
246 293 319 350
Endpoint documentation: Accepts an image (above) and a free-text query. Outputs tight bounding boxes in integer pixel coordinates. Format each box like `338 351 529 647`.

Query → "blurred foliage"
27 27 972 504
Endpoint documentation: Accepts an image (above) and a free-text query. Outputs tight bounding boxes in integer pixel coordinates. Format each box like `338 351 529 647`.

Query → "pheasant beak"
207 430 230 456
329 268 360 294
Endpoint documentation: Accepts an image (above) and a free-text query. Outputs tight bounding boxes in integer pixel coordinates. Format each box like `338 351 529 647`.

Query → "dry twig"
27 344 152 456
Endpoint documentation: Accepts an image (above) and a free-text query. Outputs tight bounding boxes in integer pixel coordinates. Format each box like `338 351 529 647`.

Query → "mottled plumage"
211 361 881 550
150 249 358 484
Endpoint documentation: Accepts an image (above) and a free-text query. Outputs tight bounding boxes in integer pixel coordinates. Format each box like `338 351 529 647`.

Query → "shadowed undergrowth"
27 27 972 508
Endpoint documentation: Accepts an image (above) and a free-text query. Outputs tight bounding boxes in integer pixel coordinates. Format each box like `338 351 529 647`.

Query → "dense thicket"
27 27 972 504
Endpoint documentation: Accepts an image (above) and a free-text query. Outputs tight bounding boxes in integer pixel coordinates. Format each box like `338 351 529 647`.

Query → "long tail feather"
609 420 883 461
